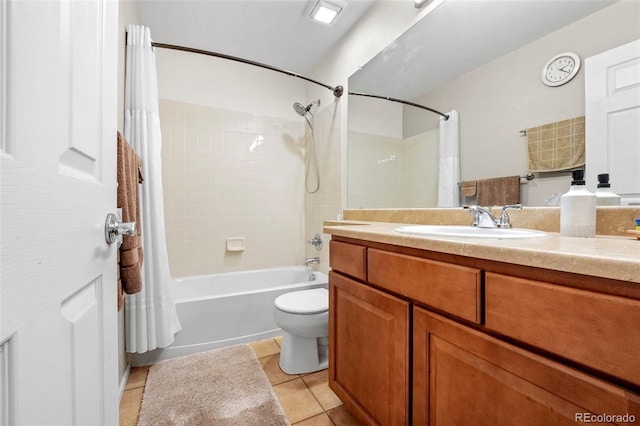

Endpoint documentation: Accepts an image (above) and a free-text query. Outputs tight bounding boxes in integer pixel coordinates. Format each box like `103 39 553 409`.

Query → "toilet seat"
275 288 328 314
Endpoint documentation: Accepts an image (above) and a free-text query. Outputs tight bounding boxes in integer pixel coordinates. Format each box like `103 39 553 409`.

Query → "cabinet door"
414 307 640 426
329 271 410 425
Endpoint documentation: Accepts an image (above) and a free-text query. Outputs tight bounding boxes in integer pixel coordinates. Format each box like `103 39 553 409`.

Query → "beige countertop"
323 220 640 284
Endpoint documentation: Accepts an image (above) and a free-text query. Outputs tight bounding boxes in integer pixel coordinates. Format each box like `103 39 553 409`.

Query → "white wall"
348 95 403 138
348 131 403 208
347 128 438 208
156 49 305 119
403 129 439 206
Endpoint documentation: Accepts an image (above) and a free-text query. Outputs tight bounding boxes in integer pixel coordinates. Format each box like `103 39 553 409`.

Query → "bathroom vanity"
324 220 640 425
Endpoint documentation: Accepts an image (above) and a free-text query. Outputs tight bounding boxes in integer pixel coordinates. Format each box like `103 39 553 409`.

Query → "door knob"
105 213 136 245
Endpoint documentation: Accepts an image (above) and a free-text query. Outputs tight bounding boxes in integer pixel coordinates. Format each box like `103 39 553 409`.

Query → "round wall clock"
541 52 581 87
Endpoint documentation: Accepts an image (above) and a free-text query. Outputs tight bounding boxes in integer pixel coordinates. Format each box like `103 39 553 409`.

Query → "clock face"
542 52 581 87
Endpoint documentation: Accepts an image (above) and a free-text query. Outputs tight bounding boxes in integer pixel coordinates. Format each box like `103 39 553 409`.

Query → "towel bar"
458 173 534 187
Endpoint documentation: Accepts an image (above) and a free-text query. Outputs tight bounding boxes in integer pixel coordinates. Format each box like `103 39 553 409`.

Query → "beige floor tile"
125 366 150 390
273 378 323 423
248 338 281 359
326 405 361 426
119 386 144 426
301 369 342 410
274 335 283 347
292 412 334 425
259 354 300 385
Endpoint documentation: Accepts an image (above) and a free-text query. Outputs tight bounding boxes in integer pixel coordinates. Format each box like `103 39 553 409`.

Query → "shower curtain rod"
348 91 449 120
151 42 344 98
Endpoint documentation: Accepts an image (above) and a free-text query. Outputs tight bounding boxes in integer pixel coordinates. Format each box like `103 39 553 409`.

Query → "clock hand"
558 66 571 73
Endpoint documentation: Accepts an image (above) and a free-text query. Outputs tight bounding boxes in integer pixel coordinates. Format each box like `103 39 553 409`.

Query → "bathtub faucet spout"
304 257 320 267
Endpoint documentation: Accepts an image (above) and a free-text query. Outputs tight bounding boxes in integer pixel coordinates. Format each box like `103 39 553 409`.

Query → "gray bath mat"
137 344 290 425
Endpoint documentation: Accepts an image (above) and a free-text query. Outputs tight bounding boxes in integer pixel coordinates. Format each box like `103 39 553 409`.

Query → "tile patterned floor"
119 337 360 425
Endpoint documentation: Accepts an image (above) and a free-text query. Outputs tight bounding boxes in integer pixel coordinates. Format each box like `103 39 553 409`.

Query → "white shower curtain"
124 25 181 353
437 110 460 207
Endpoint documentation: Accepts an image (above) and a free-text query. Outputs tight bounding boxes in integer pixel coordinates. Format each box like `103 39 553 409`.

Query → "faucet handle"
465 205 480 226
498 204 522 228
465 205 495 227
307 233 323 251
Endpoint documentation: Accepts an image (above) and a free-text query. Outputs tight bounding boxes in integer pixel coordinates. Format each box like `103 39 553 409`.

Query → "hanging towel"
117 132 144 310
460 180 477 197
527 116 585 172
476 176 520 206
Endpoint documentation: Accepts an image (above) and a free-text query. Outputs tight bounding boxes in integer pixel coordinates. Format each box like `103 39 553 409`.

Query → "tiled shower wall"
348 128 439 208
159 99 306 277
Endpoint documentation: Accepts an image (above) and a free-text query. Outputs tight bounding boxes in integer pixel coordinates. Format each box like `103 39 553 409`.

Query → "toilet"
273 287 329 374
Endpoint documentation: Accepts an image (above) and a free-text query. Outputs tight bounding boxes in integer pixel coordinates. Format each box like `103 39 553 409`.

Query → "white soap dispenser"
560 169 596 237
595 173 621 206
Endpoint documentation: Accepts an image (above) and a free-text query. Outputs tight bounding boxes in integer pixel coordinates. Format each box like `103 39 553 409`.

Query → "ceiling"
133 0 377 76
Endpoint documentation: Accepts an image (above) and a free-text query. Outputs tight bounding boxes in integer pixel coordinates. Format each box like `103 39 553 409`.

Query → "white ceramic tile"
160 99 310 275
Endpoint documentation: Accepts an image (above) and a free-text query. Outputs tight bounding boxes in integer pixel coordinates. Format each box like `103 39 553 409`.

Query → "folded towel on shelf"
460 180 477 197
117 132 144 310
527 116 585 172
476 176 520 206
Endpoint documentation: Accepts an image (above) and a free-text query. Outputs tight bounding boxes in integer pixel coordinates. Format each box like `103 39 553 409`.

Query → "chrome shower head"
293 99 321 117
293 102 308 117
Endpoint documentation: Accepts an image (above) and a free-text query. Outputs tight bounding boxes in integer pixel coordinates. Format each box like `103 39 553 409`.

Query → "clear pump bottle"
560 169 596 237
595 173 621 206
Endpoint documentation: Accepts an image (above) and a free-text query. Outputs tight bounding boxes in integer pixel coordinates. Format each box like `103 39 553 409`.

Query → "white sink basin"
395 225 547 239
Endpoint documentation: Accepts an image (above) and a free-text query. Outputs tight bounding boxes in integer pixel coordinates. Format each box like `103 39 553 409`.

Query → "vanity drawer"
485 272 640 387
368 249 482 323
329 241 367 281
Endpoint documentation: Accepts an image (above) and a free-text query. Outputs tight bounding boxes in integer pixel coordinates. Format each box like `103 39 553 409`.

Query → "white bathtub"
130 266 328 366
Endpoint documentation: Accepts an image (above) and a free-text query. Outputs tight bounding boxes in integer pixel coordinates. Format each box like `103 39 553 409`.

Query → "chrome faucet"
304 257 320 267
466 204 522 228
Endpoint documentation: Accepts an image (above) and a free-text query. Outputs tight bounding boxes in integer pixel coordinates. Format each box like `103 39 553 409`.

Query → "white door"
585 39 640 204
0 1 118 425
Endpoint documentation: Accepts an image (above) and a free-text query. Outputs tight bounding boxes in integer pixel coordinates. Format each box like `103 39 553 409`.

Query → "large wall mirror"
347 0 639 208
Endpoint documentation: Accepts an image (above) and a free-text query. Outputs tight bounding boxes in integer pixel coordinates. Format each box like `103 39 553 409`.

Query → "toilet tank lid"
275 288 328 314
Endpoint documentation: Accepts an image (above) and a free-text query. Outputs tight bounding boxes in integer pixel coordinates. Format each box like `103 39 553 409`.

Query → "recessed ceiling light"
309 0 343 25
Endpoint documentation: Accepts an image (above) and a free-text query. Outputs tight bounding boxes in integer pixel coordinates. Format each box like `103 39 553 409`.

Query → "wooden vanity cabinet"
328 238 640 426
413 308 640 425
329 271 410 425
